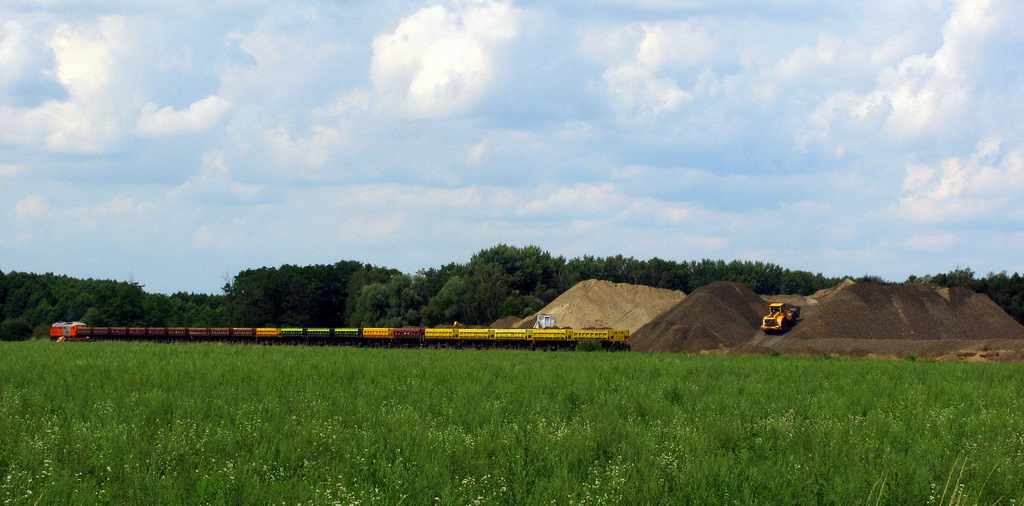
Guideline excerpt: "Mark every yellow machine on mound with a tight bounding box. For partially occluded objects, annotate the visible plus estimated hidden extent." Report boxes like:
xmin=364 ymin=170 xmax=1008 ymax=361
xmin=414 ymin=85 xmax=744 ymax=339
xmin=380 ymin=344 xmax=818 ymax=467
xmin=761 ymin=302 xmax=801 ymax=332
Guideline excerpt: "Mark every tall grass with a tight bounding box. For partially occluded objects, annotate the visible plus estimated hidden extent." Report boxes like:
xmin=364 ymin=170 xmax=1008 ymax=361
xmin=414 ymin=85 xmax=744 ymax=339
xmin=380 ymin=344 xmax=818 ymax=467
xmin=2 ymin=341 xmax=1024 ymax=504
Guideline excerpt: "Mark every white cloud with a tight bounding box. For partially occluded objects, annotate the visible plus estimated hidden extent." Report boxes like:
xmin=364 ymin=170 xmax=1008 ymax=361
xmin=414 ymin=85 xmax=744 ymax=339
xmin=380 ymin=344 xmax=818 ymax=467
xmin=3 ymin=0 xmax=1024 ymax=293
xmin=520 ymin=183 xmax=625 ymax=217
xmin=603 ymin=65 xmax=693 ymax=119
xmin=50 ymin=21 xmax=114 ymax=93
xmin=903 ymin=232 xmax=957 ymax=250
xmin=0 ymin=20 xmax=38 ymax=87
xmin=191 ymin=222 xmax=250 ymax=253
xmin=339 ymin=213 xmax=407 ymax=244
xmin=774 ymin=34 xmax=843 ymax=81
xmin=0 ymin=16 xmax=145 ymax=152
xmin=0 ymin=163 xmax=24 ymax=178
xmin=590 ymin=20 xmax=718 ymax=122
xmin=371 ymin=0 xmax=522 ymax=118
xmin=897 ymin=138 xmax=1024 ymax=221
xmin=616 ymin=197 xmax=700 ymax=226
xmin=811 ymin=0 xmax=1016 ymax=143
xmin=225 ymin=8 xmax=349 ymax=98
xmin=780 ymin=200 xmax=834 ymax=215
xmin=466 ymin=141 xmax=487 ymax=165
xmin=14 ymin=194 xmax=55 ymax=220
xmin=13 ymin=192 xmax=155 ymax=235
xmin=264 ymin=124 xmax=347 ymax=170
xmin=169 ymin=152 xmax=263 ymax=204
xmin=341 ymin=185 xmax=485 ymax=210
xmin=134 ymin=96 xmax=233 ymax=137
xmin=42 ymin=16 xmax=140 ymax=152
xmin=676 ymin=231 xmax=729 ymax=250
xmin=67 ymin=196 xmax=156 ymax=231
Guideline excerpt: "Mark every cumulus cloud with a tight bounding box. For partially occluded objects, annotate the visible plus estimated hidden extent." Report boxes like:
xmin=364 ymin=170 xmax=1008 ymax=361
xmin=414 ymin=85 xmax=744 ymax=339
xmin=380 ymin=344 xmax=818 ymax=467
xmin=169 ymin=152 xmax=263 ymax=204
xmin=588 ymin=19 xmax=719 ymax=122
xmin=615 ymin=197 xmax=699 ymax=226
xmin=14 ymin=194 xmax=55 ymax=220
xmin=264 ymin=124 xmax=347 ymax=170
xmin=190 ymin=222 xmax=251 ymax=253
xmin=341 ymin=184 xmax=484 ymax=209
xmin=0 ymin=20 xmax=41 ymax=89
xmin=675 ymin=231 xmax=729 ymax=251
xmin=520 ymin=183 xmax=625 ymax=217
xmin=134 ymin=96 xmax=232 ymax=137
xmin=774 ymin=34 xmax=844 ymax=82
xmin=0 ymin=163 xmax=24 ymax=178
xmin=371 ymin=0 xmax=522 ymax=118
xmin=13 ymin=193 xmax=154 ymax=233
xmin=307 ymin=182 xmax=729 ymax=249
xmin=811 ymin=0 xmax=1017 ymax=144
xmin=3 ymin=0 xmax=1024 ymax=293
xmin=903 ymin=232 xmax=957 ymax=250
xmin=222 ymin=7 xmax=353 ymax=106
xmin=42 ymin=17 xmax=142 ymax=151
xmin=897 ymin=138 xmax=1024 ymax=221
xmin=69 ymin=196 xmax=156 ymax=231
xmin=0 ymin=16 xmax=142 ymax=152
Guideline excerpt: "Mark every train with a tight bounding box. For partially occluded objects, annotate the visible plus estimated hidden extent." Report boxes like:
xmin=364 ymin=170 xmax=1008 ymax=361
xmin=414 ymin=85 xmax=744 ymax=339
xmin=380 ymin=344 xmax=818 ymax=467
xmin=49 ymin=321 xmax=631 ymax=350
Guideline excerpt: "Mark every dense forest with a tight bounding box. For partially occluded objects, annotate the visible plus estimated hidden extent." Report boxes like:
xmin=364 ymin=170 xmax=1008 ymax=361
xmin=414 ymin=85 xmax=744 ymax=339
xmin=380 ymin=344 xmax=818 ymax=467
xmin=3 ymin=245 xmax=1024 ymax=340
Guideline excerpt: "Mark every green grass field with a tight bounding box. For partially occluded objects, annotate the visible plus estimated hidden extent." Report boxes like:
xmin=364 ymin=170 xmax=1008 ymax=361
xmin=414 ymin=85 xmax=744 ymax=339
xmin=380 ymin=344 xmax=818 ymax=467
xmin=2 ymin=341 xmax=1023 ymax=505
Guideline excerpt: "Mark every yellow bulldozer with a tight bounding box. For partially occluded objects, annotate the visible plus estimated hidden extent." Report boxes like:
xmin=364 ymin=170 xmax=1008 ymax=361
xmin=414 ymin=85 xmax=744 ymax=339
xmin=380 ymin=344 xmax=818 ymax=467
xmin=761 ymin=302 xmax=801 ymax=333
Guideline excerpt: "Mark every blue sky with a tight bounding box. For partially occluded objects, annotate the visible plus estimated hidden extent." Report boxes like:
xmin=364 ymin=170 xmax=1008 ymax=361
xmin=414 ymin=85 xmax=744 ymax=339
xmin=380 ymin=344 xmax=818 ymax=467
xmin=2 ymin=0 xmax=1023 ymax=294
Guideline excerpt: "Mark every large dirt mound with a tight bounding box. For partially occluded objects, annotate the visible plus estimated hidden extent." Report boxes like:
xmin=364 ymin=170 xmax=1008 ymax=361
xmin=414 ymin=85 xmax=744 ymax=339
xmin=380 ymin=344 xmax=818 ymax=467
xmin=515 ymin=279 xmax=685 ymax=332
xmin=784 ymin=282 xmax=1024 ymax=341
xmin=766 ymin=281 xmax=1024 ymax=359
xmin=631 ymin=281 xmax=768 ymax=352
xmin=628 ymin=279 xmax=1024 ymax=360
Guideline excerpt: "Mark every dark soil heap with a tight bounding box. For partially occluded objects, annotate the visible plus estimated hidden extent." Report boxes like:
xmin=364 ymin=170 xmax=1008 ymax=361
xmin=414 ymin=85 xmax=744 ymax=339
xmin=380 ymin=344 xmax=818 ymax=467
xmin=786 ymin=282 xmax=1024 ymax=341
xmin=631 ymin=281 xmax=768 ymax=352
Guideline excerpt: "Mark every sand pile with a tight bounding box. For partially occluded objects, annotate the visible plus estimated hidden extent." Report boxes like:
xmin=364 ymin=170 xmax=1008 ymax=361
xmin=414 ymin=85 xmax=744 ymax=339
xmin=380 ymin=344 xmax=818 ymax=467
xmin=809 ymin=278 xmax=857 ymax=299
xmin=631 ymin=282 xmax=768 ymax=353
xmin=514 ymin=279 xmax=685 ymax=333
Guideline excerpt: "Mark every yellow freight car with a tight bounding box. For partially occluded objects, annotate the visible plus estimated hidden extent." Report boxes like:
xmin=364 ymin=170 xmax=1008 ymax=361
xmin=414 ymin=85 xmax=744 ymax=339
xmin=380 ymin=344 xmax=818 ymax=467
xmin=362 ymin=327 xmax=395 ymax=339
xmin=533 ymin=328 xmax=572 ymax=341
xmin=256 ymin=328 xmax=283 ymax=338
xmin=425 ymin=328 xmax=458 ymax=340
xmin=458 ymin=328 xmax=495 ymax=340
xmin=572 ymin=329 xmax=610 ymax=341
xmin=494 ymin=329 xmax=532 ymax=341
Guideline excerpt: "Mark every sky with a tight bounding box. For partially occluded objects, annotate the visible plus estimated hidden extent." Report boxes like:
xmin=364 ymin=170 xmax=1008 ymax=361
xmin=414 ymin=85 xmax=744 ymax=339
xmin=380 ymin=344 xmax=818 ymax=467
xmin=2 ymin=0 xmax=1023 ymax=294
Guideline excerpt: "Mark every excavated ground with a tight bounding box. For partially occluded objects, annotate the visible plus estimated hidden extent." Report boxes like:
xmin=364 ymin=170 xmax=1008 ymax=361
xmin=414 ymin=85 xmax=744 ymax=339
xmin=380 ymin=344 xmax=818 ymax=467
xmin=521 ymin=278 xmax=1024 ymax=361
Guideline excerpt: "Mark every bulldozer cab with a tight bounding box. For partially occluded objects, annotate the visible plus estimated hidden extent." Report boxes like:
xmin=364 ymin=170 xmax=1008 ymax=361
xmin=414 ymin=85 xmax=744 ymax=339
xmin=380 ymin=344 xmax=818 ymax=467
xmin=767 ymin=303 xmax=784 ymax=316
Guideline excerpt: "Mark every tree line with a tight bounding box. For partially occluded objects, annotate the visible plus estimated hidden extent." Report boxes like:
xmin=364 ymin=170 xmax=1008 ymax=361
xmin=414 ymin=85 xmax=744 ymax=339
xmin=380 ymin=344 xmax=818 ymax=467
xmin=3 ymin=245 xmax=1024 ymax=340
xmin=0 ymin=272 xmax=226 ymax=340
